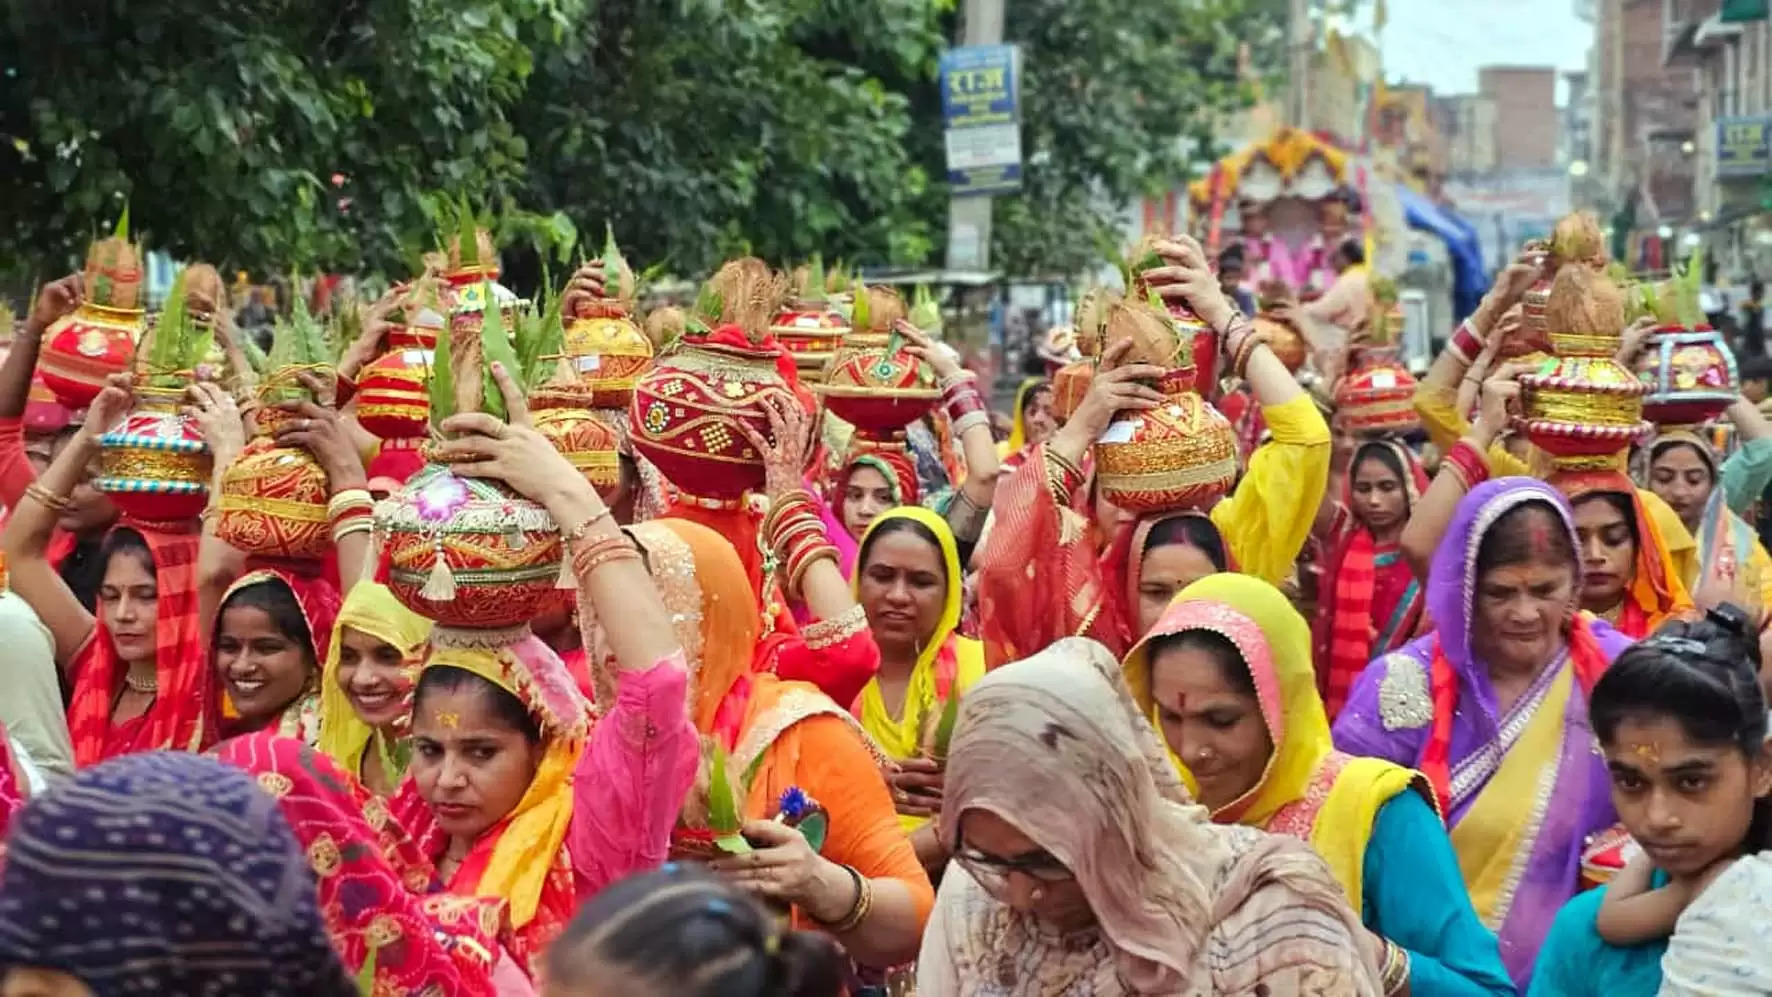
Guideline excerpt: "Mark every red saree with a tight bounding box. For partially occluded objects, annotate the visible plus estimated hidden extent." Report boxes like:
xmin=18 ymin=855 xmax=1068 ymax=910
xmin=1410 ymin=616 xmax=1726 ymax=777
xmin=1313 ymin=441 xmax=1430 ymax=719
xmin=66 ymin=522 xmax=209 ymax=766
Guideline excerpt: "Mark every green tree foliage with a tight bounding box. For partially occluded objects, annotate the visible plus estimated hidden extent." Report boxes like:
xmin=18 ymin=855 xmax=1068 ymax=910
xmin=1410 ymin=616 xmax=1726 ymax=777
xmin=984 ymin=0 xmax=1285 ymax=274
xmin=0 ymin=0 xmax=580 ymax=279
xmin=512 ymin=0 xmax=949 ymax=274
xmin=2 ymin=0 xmax=1282 ymax=281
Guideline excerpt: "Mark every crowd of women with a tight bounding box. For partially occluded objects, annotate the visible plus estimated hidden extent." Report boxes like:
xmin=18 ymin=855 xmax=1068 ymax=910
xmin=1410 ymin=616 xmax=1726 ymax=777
xmin=0 ymin=223 xmax=1770 ymax=997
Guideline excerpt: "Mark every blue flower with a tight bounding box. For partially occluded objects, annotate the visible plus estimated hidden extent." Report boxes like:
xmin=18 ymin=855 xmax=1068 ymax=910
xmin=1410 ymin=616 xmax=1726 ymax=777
xmin=777 ymin=785 xmax=811 ymax=820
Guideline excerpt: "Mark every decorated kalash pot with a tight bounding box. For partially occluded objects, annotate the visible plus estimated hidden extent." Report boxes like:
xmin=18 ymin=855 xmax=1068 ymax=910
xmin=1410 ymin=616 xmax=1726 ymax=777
xmin=1517 ymin=215 xmax=1608 ymax=359
xmin=1125 ymin=236 xmax=1220 ymax=398
xmin=1517 ymin=265 xmax=1653 ymax=467
xmin=375 ymin=282 xmax=564 ymax=631
xmin=1052 ymin=292 xmax=1103 ymax=423
xmin=817 ymin=286 xmax=942 ymax=447
xmin=215 ymin=296 xmax=336 ymax=561
xmin=1635 ymin=254 xmax=1738 ymax=425
xmin=562 ymin=227 xmax=653 ymax=408
xmin=521 ymin=285 xmax=622 ymax=498
xmin=1253 ymin=281 xmax=1309 ymax=374
xmin=1093 ymin=298 xmax=1238 ymax=513
xmin=94 ymin=269 xmax=213 ymax=522
xmin=1334 ymin=279 xmax=1421 ymax=437
xmin=359 ymin=284 xmax=447 ymax=487
xmin=40 ymin=211 xmax=144 ymax=409
xmin=769 ymin=256 xmax=850 ymax=384
xmin=629 ymin=259 xmax=797 ymax=503
xmin=439 ymin=220 xmax=523 ymax=342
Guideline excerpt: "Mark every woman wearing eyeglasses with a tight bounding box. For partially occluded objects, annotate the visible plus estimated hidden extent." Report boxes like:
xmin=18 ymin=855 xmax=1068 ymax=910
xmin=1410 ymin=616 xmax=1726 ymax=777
xmin=918 ymin=638 xmax=1380 ymax=994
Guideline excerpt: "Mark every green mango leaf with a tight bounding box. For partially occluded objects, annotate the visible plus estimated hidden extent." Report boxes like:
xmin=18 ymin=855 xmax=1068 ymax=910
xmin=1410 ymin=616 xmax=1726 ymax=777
xmin=714 ymin=833 xmax=753 ymax=855
xmin=707 ymin=742 xmax=743 ymax=835
xmin=113 ymin=202 xmax=130 ymax=242
xmin=796 ymin=811 xmax=828 ymax=853
xmin=356 ymin=944 xmax=377 ymax=995
xmin=477 ymin=281 xmax=520 ymax=421
xmin=930 ymin=689 xmax=962 ymax=762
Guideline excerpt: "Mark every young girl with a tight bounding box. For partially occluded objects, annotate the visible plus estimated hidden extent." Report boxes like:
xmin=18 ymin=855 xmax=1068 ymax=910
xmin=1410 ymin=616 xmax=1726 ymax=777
xmin=1529 ymin=605 xmax=1772 ymax=995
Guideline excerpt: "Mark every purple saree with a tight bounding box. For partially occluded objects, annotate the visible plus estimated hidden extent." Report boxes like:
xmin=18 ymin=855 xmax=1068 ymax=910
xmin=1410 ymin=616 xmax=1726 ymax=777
xmin=1331 ymin=477 xmax=1632 ymax=991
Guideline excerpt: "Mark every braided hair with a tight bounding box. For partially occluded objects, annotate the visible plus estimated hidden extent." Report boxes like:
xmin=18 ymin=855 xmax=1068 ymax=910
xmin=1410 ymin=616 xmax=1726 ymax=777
xmin=546 ymin=864 xmax=844 ymax=997
xmin=1591 ymin=603 xmax=1772 ymax=852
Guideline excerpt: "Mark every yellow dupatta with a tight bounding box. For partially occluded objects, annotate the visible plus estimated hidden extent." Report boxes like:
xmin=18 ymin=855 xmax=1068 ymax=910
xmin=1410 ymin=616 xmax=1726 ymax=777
xmin=423 ymin=637 xmax=588 ymax=929
xmin=1123 ymin=574 xmax=1426 ymax=912
xmin=996 ymin=377 xmax=1043 ymax=460
xmin=1448 ymin=664 xmax=1573 ymax=928
xmin=852 ymin=508 xmax=985 ymax=831
xmin=315 ymin=583 xmax=431 ymax=779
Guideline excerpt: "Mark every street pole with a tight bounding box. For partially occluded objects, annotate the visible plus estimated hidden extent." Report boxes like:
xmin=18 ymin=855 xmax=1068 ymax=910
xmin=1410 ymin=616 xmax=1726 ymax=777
xmin=945 ymin=0 xmax=1006 ymax=273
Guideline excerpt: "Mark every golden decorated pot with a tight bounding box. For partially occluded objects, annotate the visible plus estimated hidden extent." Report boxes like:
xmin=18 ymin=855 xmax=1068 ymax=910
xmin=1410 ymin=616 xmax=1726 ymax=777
xmin=1519 ymin=331 xmax=1652 ymax=465
xmin=1334 ymin=345 xmax=1421 ymax=436
xmin=531 ymin=382 xmax=622 ymax=495
xmin=1095 ymin=389 xmax=1237 ymax=514
xmin=216 ymin=437 xmax=331 ymax=560
xmin=562 ymin=302 xmax=653 ymax=409
xmin=95 ymin=385 xmax=213 ymax=522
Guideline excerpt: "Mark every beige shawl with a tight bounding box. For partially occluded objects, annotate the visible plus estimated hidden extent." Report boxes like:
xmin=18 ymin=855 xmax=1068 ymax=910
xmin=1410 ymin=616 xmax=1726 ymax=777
xmin=920 ymin=637 xmax=1380 ymax=995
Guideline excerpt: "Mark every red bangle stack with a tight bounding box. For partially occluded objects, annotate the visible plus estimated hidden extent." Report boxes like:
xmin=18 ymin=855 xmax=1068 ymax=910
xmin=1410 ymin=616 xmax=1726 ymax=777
xmin=1448 ymin=320 xmax=1483 ymax=366
xmin=942 ymin=371 xmax=989 ymax=436
xmin=765 ymin=490 xmax=839 ymax=601
xmin=1441 ymin=439 xmax=1491 ymax=491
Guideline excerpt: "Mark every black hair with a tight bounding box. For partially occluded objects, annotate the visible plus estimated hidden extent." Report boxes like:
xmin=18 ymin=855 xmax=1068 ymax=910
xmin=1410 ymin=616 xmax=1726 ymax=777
xmin=1218 ymin=242 xmax=1247 ymax=269
xmin=216 ymin=577 xmax=316 ymax=668
xmin=1142 ymin=515 xmax=1230 ymax=573
xmin=1738 ymin=354 xmax=1772 ymax=382
xmin=1569 ymin=490 xmax=1639 ymax=548
xmin=1475 ymin=499 xmax=1577 ymax=574
xmin=546 ymin=864 xmax=844 ymax=997
xmin=857 ymin=516 xmax=947 ymax=585
xmin=1649 ymin=439 xmax=1717 ymax=481
xmin=99 ymin=527 xmax=155 ymax=579
xmin=1351 ymin=441 xmax=1409 ymax=494
xmin=1337 ymin=238 xmax=1366 ymax=266
xmin=1591 ymin=605 xmax=1771 ymax=852
xmin=60 ymin=533 xmax=106 ymax=613
xmin=1020 ymin=380 xmax=1052 ymax=417
xmin=1143 ymin=628 xmax=1256 ymax=698
xmin=413 ymin=665 xmax=542 ymax=744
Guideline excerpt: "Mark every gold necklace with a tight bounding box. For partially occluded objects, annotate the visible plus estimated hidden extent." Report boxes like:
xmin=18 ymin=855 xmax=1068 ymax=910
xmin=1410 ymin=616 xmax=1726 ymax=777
xmin=122 ymin=670 xmax=158 ymax=695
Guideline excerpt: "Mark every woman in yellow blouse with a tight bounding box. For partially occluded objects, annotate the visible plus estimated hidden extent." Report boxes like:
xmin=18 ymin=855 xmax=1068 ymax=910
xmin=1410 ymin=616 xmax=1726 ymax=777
xmin=976 ymin=235 xmax=1331 ymax=667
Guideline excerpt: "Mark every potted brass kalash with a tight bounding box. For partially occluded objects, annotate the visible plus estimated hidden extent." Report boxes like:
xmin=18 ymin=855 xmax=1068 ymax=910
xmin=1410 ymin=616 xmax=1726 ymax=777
xmin=93 ymin=268 xmax=215 ymax=525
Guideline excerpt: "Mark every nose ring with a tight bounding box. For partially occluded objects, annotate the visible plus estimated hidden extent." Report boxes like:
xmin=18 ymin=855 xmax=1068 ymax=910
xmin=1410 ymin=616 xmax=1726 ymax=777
xmin=1030 ymin=887 xmax=1046 ymax=902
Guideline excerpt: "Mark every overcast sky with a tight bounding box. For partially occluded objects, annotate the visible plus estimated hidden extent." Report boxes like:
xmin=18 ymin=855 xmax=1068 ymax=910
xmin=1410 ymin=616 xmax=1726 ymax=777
xmin=1377 ymin=0 xmax=1592 ymax=102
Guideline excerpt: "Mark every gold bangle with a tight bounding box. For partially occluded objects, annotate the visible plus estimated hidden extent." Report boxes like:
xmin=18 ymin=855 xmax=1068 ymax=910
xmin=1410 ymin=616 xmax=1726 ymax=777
xmin=25 ymin=484 xmax=72 ymax=513
xmin=817 ymin=864 xmax=873 ymax=934
xmin=562 ymin=506 xmax=614 ymax=543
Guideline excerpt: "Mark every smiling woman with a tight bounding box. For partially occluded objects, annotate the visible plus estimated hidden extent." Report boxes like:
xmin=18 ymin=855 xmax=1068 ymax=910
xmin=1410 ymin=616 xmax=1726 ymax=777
xmin=316 ymin=582 xmax=432 ymax=796
xmin=211 ymin=568 xmax=338 ymax=743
